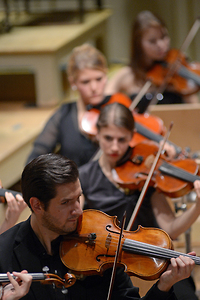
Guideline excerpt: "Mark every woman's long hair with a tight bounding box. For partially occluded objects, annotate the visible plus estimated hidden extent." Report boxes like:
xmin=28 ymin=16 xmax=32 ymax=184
xmin=130 ymin=11 xmax=168 ymax=84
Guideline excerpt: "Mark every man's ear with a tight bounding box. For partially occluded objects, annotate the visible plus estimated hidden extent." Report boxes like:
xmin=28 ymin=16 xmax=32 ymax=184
xmin=29 ymin=197 xmax=43 ymax=214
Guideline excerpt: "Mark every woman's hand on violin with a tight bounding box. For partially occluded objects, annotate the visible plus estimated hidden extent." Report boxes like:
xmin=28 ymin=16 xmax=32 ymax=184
xmin=194 ymin=180 xmax=200 ymax=201
xmin=159 ymin=141 xmax=177 ymax=159
xmin=0 ymin=193 xmax=27 ymax=234
xmin=157 ymin=252 xmax=196 ymax=292
xmin=2 ymin=271 xmax=32 ymax=300
xmin=5 ymin=192 xmax=27 ymax=223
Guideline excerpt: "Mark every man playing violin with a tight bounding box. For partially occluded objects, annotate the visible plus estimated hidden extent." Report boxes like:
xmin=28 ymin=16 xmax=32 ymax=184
xmin=0 ymin=153 xmax=196 ymax=299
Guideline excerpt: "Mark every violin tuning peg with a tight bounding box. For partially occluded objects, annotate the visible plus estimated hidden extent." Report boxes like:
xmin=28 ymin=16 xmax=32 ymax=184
xmin=61 ymin=287 xmax=68 ymax=294
xmin=42 ymin=266 xmax=49 ymax=273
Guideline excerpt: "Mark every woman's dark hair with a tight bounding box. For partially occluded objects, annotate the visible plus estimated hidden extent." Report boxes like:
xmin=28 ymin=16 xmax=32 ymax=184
xmin=97 ymin=102 xmax=135 ymax=133
xmin=21 ymin=153 xmax=79 ymax=211
xmin=130 ymin=10 xmax=168 ymax=83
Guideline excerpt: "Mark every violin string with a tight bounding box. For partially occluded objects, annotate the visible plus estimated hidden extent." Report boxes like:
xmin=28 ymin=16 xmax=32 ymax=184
xmin=123 ymin=239 xmax=200 ymax=265
xmin=86 ymin=234 xmax=200 ymax=265
xmin=159 ymin=162 xmax=200 ymax=183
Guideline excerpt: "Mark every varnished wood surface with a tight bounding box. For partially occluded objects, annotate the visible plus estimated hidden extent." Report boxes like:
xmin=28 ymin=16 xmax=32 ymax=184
xmin=0 ymin=102 xmax=57 ymax=188
xmin=0 ymin=9 xmax=112 ymax=55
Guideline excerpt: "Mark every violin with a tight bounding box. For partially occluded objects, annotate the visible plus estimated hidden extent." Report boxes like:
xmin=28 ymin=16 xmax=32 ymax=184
xmin=112 ymin=140 xmax=200 ymax=198
xmin=81 ymin=93 xmax=133 ymax=138
xmin=0 ymin=272 xmax=76 ymax=289
xmin=60 ymin=209 xmax=200 ymax=280
xmin=147 ymin=49 xmax=200 ymax=96
xmin=81 ymin=93 xmax=165 ymax=140
xmin=81 ymin=93 xmax=187 ymax=156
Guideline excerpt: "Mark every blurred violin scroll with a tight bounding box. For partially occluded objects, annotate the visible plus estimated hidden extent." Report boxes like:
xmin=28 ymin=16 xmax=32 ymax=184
xmin=147 ymin=49 xmax=200 ymax=96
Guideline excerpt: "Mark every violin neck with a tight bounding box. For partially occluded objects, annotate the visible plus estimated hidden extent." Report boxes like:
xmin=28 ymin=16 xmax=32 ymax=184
xmin=0 ymin=189 xmax=22 ymax=199
xmin=159 ymin=162 xmax=200 ymax=183
xmin=123 ymin=239 xmax=200 ymax=265
xmin=135 ymin=122 xmax=182 ymax=155
xmin=178 ymin=65 xmax=200 ymax=87
xmin=0 ymin=273 xmax=45 ymax=283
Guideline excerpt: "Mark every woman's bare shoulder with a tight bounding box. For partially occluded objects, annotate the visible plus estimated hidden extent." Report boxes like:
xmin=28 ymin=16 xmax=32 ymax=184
xmin=111 ymin=66 xmax=133 ymax=79
xmin=105 ymin=66 xmax=135 ymax=94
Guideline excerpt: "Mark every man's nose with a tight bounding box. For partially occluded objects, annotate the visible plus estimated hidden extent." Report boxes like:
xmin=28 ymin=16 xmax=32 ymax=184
xmin=72 ymin=202 xmax=83 ymax=216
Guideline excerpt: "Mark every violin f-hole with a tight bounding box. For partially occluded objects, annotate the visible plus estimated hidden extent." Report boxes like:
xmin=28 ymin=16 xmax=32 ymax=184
xmin=106 ymin=225 xmax=124 ymax=237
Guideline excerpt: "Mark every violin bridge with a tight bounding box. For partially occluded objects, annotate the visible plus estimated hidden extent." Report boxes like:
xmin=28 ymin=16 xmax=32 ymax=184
xmin=144 ymin=154 xmax=155 ymax=169
xmin=105 ymin=233 xmax=112 ymax=250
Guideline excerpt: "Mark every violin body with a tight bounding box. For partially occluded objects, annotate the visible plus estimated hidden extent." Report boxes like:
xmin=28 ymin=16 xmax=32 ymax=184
xmin=147 ymin=49 xmax=200 ymax=96
xmin=113 ymin=140 xmax=200 ymax=198
xmin=60 ymin=210 xmax=200 ymax=281
xmin=60 ymin=209 xmax=172 ymax=280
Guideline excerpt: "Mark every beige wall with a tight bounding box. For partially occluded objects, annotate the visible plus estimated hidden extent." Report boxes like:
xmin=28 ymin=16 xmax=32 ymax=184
xmin=105 ymin=0 xmax=200 ymax=64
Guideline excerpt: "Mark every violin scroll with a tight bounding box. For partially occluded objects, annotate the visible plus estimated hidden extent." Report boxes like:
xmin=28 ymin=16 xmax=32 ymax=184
xmin=39 ymin=273 xmax=76 ymax=288
xmin=147 ymin=49 xmax=200 ymax=96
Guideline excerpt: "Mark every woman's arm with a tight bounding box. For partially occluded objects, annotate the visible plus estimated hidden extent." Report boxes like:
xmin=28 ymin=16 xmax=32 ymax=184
xmin=151 ymin=180 xmax=200 ymax=240
xmin=26 ymin=107 xmax=63 ymax=165
xmin=183 ymin=93 xmax=199 ymax=103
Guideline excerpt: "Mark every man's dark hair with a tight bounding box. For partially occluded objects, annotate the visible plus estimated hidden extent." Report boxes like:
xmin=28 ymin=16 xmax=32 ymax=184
xmin=21 ymin=153 xmax=79 ymax=211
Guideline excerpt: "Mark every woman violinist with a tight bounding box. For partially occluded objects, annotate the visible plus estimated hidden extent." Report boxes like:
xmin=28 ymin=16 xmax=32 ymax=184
xmin=26 ymin=43 xmax=176 ymax=166
xmin=26 ymin=44 xmax=107 ymax=167
xmin=79 ymin=102 xmax=200 ymax=300
xmin=105 ymin=11 xmax=199 ymax=113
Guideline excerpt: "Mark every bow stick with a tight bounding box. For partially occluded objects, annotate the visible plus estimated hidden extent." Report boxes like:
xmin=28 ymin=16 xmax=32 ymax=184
xmin=126 ymin=122 xmax=173 ymax=231
xmin=107 ymin=212 xmax=126 ymax=300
